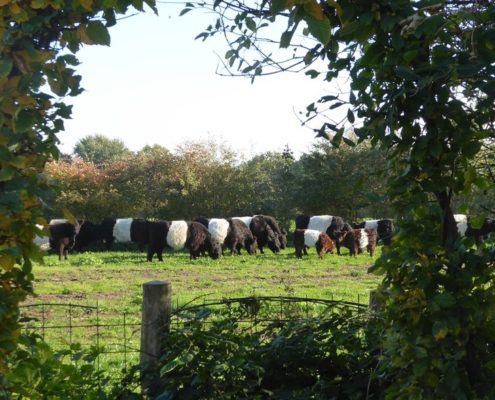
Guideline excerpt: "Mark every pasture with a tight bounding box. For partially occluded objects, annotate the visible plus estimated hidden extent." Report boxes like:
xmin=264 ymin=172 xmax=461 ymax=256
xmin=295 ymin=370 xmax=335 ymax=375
xmin=31 ymin=246 xmax=383 ymax=310
xmin=24 ymin=245 xmax=383 ymax=379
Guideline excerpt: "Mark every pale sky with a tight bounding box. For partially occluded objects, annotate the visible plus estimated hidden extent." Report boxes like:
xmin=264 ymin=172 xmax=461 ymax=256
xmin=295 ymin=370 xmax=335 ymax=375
xmin=60 ymin=2 xmax=344 ymax=158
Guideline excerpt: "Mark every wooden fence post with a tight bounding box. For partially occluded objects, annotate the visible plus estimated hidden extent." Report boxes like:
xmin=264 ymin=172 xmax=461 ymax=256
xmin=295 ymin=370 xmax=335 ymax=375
xmin=369 ymin=289 xmax=382 ymax=313
xmin=140 ymin=280 xmax=172 ymax=397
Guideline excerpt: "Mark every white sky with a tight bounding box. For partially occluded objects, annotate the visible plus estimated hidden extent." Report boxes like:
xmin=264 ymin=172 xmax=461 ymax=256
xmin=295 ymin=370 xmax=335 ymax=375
xmin=60 ymin=3 xmax=344 ymax=158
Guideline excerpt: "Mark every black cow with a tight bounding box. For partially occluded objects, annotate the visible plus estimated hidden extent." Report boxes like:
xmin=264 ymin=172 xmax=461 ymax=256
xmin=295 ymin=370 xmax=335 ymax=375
xmin=224 ymin=219 xmax=257 ymax=255
xmin=249 ymin=215 xmax=281 ymax=254
xmin=259 ymin=215 xmax=287 ymax=250
xmin=47 ymin=219 xmax=81 ymax=260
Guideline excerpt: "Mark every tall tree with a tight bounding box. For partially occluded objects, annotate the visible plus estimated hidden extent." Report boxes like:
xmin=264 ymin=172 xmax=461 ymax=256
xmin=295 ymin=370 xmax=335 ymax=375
xmin=73 ymin=134 xmax=131 ymax=166
xmin=0 ymin=0 xmax=156 ymax=378
xmin=188 ymin=0 xmax=495 ymax=397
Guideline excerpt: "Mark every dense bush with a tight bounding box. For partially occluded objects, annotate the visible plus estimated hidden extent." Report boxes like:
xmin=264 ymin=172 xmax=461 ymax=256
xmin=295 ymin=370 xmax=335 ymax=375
xmin=136 ymin=303 xmax=381 ymax=399
xmin=4 ymin=334 xmax=111 ymax=400
xmin=46 ymin=139 xmax=393 ymax=226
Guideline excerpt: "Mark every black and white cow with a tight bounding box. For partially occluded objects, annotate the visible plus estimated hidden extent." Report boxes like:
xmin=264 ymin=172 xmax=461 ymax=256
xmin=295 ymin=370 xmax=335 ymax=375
xmin=353 ymin=219 xmax=394 ymax=246
xmin=147 ymin=220 xmax=222 ymax=261
xmin=102 ymin=218 xmax=150 ymax=251
xmin=295 ymin=215 xmax=346 ymax=254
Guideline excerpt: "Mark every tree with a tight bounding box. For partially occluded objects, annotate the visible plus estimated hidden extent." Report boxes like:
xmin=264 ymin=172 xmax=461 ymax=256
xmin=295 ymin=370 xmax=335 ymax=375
xmin=291 ymin=141 xmax=391 ymax=221
xmin=73 ymin=134 xmax=131 ymax=166
xmin=187 ymin=0 xmax=495 ymax=397
xmin=0 ymin=0 xmax=156 ymax=382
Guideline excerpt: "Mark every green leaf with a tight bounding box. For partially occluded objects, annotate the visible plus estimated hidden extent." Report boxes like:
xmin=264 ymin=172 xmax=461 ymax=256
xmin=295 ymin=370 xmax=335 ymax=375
xmin=343 ymin=136 xmax=355 ymax=147
xmin=416 ymin=15 xmax=444 ymax=37
xmin=245 ymin=17 xmax=256 ymax=32
xmin=432 ymin=320 xmax=448 ymax=340
xmin=14 ymin=111 xmax=35 ymax=133
xmin=271 ymin=0 xmax=288 ymax=15
xmin=0 ymin=167 xmax=15 ymax=182
xmin=0 ymin=58 xmax=13 ymax=77
xmin=395 ymin=66 xmax=418 ymax=81
xmin=85 ymin=21 xmax=111 ymax=46
xmin=304 ymin=14 xmax=331 ymax=45
xmin=347 ymin=109 xmax=355 ymax=123
xmin=433 ymin=292 xmax=456 ymax=308
xmin=462 ymin=141 xmax=481 ymax=158
xmin=305 ymin=69 xmax=319 ymax=78
xmin=179 ymin=8 xmax=192 ymax=16
xmin=280 ymin=30 xmax=295 ymax=48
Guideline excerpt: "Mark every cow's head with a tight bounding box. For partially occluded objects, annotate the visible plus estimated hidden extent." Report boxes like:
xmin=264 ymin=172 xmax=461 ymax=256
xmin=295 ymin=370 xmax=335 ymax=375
xmin=266 ymin=226 xmax=281 ymax=253
xmin=208 ymin=238 xmax=223 ymax=260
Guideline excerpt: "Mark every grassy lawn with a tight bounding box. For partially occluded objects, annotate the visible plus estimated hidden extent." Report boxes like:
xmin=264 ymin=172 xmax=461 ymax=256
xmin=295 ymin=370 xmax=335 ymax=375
xmin=22 ymin=245 xmax=384 ymax=378
xmin=30 ymin=246 xmax=382 ymax=308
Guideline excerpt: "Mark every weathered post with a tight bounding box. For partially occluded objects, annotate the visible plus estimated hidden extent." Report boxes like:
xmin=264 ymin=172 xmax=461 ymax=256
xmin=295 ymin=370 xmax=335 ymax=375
xmin=140 ymin=280 xmax=172 ymax=397
xmin=369 ymin=289 xmax=385 ymax=313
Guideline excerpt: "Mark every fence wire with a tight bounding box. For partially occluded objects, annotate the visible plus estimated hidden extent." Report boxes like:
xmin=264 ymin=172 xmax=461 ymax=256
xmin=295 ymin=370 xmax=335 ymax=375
xmin=20 ymin=294 xmax=371 ymax=389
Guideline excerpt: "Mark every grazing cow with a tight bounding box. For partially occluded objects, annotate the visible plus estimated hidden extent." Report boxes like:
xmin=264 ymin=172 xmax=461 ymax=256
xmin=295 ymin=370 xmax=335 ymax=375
xmin=295 ymin=215 xmax=346 ymax=254
xmin=259 ymin=215 xmax=288 ymax=249
xmin=353 ymin=219 xmax=394 ymax=245
xmin=73 ymin=220 xmax=111 ymax=251
xmin=294 ymin=229 xmax=335 ymax=258
xmin=185 ymin=221 xmax=223 ymax=260
xmin=238 ymin=215 xmax=281 ymax=254
xmin=195 ymin=217 xmax=230 ymax=247
xmin=102 ymin=218 xmax=150 ymax=251
xmin=354 ymin=228 xmax=378 ymax=256
xmin=43 ymin=219 xmax=81 ymax=260
xmin=147 ymin=220 xmax=222 ymax=261
xmin=147 ymin=220 xmax=170 ymax=262
xmin=333 ymin=223 xmax=357 ymax=256
xmin=224 ymin=219 xmax=257 ymax=255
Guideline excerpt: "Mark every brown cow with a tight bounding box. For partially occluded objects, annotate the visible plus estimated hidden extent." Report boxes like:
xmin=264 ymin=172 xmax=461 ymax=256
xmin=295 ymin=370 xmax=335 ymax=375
xmin=294 ymin=229 xmax=336 ymax=259
xmin=353 ymin=228 xmax=378 ymax=256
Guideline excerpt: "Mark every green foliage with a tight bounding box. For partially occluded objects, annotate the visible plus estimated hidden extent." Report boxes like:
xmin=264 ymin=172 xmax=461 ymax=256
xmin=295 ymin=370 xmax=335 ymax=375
xmin=187 ymin=0 xmax=495 ymax=398
xmin=73 ymin=134 xmax=131 ymax=166
xmin=0 ymin=0 xmax=156 ymax=385
xmin=4 ymin=333 xmax=111 ymax=399
xmin=45 ymin=140 xmax=392 ymax=227
xmin=132 ymin=303 xmax=380 ymax=399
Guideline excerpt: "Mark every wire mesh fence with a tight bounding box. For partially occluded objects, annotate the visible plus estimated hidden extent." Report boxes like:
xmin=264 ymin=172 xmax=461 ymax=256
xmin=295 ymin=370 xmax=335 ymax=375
xmin=20 ymin=293 xmax=372 ymax=389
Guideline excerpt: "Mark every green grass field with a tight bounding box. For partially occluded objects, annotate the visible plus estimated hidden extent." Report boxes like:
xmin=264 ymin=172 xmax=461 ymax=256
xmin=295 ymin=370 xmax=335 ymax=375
xmin=23 ymin=245 xmax=384 ymax=379
xmin=31 ymin=246 xmax=382 ymax=307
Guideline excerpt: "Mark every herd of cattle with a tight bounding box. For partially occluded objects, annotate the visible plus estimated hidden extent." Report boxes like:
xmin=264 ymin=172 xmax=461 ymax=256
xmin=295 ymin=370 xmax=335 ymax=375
xmin=34 ymin=215 xmax=394 ymax=261
xmin=35 ymin=213 xmax=493 ymax=261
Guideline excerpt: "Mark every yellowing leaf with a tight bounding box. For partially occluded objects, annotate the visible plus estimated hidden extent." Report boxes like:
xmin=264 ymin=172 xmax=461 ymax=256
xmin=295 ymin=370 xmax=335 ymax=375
xmin=0 ymin=254 xmax=15 ymax=271
xmin=9 ymin=2 xmax=22 ymax=14
xmin=79 ymin=0 xmax=93 ymax=11
xmin=30 ymin=0 xmax=47 ymax=9
xmin=327 ymin=0 xmax=342 ymax=16
xmin=303 ymin=0 xmax=324 ymax=20
xmin=0 ymin=0 xmax=12 ymax=6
